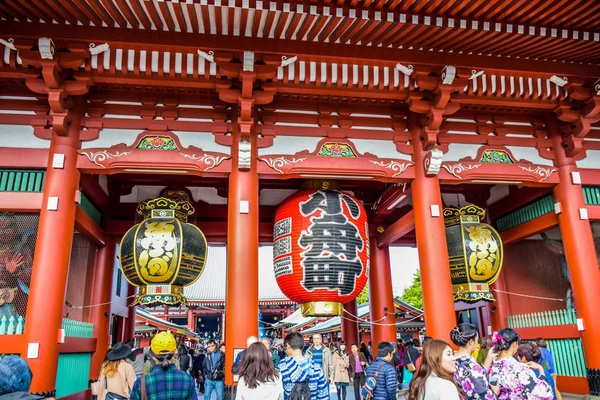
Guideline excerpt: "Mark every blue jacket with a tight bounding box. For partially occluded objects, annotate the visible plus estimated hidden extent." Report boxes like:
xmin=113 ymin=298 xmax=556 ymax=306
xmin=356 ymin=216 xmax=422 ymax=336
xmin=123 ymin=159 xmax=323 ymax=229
xmin=276 ymin=356 xmax=329 ymax=400
xmin=365 ymin=357 xmax=396 ymax=400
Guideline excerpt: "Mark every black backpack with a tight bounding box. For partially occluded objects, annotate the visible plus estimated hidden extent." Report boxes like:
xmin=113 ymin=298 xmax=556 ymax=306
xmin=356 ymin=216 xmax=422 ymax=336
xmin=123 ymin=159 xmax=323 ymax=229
xmin=288 ymin=381 xmax=311 ymax=400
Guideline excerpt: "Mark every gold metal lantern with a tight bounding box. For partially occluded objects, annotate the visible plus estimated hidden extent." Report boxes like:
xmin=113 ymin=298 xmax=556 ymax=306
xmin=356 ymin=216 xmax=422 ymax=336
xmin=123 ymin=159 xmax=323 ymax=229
xmin=444 ymin=205 xmax=504 ymax=303
xmin=120 ymin=193 xmax=207 ymax=307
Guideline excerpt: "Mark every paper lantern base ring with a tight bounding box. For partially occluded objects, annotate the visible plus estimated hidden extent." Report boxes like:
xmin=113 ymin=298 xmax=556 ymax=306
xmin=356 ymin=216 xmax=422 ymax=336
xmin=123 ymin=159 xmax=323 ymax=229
xmin=301 ymin=301 xmax=344 ymax=317
xmin=133 ymin=285 xmax=187 ymax=307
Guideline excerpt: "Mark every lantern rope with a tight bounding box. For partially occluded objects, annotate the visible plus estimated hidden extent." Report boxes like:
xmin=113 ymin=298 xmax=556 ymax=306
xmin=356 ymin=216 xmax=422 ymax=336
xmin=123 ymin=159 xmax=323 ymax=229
xmin=491 ymin=288 xmax=564 ymax=302
xmin=65 ymin=294 xmax=138 ymax=309
xmin=342 ymin=308 xmax=425 ymax=326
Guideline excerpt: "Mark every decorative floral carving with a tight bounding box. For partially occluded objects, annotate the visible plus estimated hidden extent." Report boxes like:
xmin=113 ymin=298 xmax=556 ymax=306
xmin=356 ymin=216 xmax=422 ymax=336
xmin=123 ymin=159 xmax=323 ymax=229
xmin=480 ymin=149 xmax=514 ymax=163
xmin=518 ymin=166 xmax=557 ymax=182
xmin=441 ymin=163 xmax=481 ymax=179
xmin=318 ymin=142 xmax=357 ymax=157
xmin=179 ymin=153 xmax=230 ymax=171
xmin=260 ymin=157 xmax=307 ymax=174
xmin=80 ymin=150 xmax=132 ymax=168
xmin=369 ymin=160 xmax=411 ymax=177
xmin=136 ymin=136 xmax=179 ymax=150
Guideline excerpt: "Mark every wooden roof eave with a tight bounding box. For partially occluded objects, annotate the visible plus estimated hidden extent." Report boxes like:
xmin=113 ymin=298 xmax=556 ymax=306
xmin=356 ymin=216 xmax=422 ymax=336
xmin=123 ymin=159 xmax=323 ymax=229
xmin=1 ymin=20 xmax=597 ymax=78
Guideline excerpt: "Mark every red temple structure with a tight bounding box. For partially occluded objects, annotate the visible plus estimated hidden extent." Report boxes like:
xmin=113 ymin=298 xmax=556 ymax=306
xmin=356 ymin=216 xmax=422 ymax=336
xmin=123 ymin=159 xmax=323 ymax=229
xmin=0 ymin=0 xmax=599 ymax=397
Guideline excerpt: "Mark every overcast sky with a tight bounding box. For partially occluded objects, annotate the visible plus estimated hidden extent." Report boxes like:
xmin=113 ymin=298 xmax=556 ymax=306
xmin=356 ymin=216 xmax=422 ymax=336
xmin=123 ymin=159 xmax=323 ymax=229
xmin=389 ymin=246 xmax=421 ymax=297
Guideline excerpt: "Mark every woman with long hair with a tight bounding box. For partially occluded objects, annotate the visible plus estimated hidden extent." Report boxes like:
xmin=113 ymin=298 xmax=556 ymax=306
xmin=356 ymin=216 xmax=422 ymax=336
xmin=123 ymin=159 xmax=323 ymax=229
xmin=98 ymin=343 xmax=136 ymax=400
xmin=450 ymin=324 xmax=498 ymax=399
xmin=332 ymin=342 xmax=350 ymax=400
xmin=488 ymin=328 xmax=553 ymax=400
xmin=407 ymin=339 xmax=462 ymax=400
xmin=236 ymin=342 xmax=284 ymax=400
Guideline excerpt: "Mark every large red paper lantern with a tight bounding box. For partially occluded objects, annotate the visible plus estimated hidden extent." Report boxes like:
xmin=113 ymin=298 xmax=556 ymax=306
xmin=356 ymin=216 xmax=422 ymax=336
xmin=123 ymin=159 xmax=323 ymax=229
xmin=273 ymin=190 xmax=370 ymax=317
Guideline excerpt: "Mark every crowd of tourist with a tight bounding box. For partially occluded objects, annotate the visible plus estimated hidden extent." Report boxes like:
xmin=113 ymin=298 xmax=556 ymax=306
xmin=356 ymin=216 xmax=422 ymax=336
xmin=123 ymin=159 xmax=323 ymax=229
xmin=0 ymin=323 xmax=562 ymax=400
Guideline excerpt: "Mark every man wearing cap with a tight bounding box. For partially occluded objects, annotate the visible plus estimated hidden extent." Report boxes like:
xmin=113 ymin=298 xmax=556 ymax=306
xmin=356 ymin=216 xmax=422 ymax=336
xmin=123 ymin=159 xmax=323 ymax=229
xmin=130 ymin=332 xmax=197 ymax=400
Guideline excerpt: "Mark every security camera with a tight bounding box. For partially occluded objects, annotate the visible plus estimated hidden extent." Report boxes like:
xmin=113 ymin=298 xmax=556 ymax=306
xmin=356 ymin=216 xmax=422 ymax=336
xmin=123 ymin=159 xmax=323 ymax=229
xmin=395 ymin=63 xmax=414 ymax=75
xmin=549 ymin=75 xmax=568 ymax=87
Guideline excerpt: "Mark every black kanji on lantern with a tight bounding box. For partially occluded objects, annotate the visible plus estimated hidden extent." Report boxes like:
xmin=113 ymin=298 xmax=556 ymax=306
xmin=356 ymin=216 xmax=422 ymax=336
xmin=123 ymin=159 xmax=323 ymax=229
xmin=298 ymin=190 xmax=364 ymax=295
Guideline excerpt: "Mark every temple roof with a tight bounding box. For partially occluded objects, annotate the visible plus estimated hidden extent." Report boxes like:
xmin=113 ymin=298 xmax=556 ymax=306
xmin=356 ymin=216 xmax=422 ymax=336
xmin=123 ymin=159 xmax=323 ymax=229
xmin=0 ymin=1 xmax=597 ymax=76
xmin=300 ymin=300 xmax=424 ymax=335
xmin=184 ymin=245 xmax=292 ymax=304
xmin=136 ymin=308 xmax=198 ymax=338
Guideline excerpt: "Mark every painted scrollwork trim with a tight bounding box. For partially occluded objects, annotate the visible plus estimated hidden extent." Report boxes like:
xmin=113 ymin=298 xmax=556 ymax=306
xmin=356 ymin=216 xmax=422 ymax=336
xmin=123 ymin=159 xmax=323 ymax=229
xmin=518 ymin=165 xmax=558 ymax=182
xmin=80 ymin=150 xmax=132 ymax=168
xmin=441 ymin=163 xmax=481 ymax=179
xmin=180 ymin=153 xmax=230 ymax=171
xmin=369 ymin=160 xmax=412 ymax=177
xmin=259 ymin=156 xmax=307 ymax=174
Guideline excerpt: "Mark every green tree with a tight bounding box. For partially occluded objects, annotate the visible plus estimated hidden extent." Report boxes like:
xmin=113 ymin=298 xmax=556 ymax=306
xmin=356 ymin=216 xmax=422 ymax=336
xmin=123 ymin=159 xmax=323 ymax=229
xmin=356 ymin=286 xmax=369 ymax=305
xmin=401 ymin=270 xmax=423 ymax=310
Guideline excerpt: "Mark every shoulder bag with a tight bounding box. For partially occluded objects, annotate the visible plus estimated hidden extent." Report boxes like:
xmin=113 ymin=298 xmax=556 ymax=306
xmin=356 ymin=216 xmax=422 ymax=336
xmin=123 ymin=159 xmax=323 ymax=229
xmin=406 ymin=350 xmax=416 ymax=373
xmin=104 ymin=372 xmax=129 ymax=400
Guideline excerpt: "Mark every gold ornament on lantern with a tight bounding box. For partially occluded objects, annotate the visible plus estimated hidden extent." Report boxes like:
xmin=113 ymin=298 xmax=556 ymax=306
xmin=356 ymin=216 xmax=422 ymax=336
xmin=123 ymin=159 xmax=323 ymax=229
xmin=120 ymin=192 xmax=208 ymax=307
xmin=444 ymin=205 xmax=503 ymax=303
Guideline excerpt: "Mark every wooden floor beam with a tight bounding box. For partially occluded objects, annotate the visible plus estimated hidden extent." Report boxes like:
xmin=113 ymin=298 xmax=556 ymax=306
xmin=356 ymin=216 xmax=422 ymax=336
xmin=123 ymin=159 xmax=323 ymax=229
xmin=75 ymin=206 xmax=106 ymax=247
xmin=377 ymin=210 xmax=415 ymax=248
xmin=500 ymin=212 xmax=559 ymax=245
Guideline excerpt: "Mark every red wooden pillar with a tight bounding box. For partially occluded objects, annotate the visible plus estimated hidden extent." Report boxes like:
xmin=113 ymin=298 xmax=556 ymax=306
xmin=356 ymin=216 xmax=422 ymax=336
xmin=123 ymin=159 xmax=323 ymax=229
xmin=551 ymin=132 xmax=600 ymax=383
xmin=122 ymin=284 xmax=136 ymax=342
xmin=224 ymin=105 xmax=259 ymax=385
xmin=24 ymin=104 xmax=83 ymax=395
xmin=341 ymin=300 xmax=360 ymax=346
xmin=489 ymin=270 xmax=510 ymax=332
xmin=187 ymin=308 xmax=195 ymax=331
xmin=409 ymin=114 xmax=456 ymax=340
xmin=369 ymin=237 xmax=397 ymax=346
xmin=88 ymin=236 xmax=116 ymax=379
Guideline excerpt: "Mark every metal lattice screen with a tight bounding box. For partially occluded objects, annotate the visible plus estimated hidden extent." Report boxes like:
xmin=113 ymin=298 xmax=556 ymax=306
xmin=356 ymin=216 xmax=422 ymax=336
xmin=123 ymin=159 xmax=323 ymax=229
xmin=64 ymin=233 xmax=97 ymax=322
xmin=502 ymin=238 xmax=570 ymax=314
xmin=0 ymin=212 xmax=39 ymax=332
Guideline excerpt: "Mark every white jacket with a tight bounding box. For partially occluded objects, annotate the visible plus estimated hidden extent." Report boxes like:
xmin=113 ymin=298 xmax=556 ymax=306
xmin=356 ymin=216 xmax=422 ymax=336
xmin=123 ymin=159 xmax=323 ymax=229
xmin=236 ymin=375 xmax=284 ymax=400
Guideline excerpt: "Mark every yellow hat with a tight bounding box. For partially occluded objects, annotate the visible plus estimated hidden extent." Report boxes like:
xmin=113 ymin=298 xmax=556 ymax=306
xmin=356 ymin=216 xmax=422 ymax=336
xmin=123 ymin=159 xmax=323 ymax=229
xmin=151 ymin=331 xmax=177 ymax=354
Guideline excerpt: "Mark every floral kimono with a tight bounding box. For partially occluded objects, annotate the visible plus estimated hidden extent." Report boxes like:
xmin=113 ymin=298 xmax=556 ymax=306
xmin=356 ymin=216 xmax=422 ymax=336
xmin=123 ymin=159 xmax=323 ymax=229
xmin=453 ymin=355 xmax=497 ymax=400
xmin=488 ymin=357 xmax=553 ymax=400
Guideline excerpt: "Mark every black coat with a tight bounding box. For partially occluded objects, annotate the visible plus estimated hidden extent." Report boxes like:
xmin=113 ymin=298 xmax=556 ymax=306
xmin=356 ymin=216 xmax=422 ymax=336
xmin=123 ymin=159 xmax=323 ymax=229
xmin=192 ymin=353 xmax=205 ymax=370
xmin=180 ymin=354 xmax=191 ymax=371
xmin=404 ymin=346 xmax=420 ymax=366
xmin=202 ymin=351 xmax=225 ymax=381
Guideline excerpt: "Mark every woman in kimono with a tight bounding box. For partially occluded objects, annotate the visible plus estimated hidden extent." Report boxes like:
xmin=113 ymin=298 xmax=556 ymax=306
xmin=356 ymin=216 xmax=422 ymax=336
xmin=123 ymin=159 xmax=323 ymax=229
xmin=450 ymin=323 xmax=498 ymax=399
xmin=488 ymin=328 xmax=553 ymax=400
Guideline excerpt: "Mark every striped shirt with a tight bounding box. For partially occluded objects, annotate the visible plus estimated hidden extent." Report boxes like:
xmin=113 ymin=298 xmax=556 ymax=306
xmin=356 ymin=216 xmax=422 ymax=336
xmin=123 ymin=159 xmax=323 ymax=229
xmin=311 ymin=347 xmax=324 ymax=369
xmin=276 ymin=356 xmax=329 ymax=400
